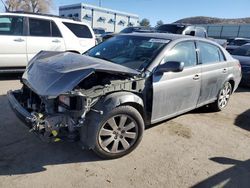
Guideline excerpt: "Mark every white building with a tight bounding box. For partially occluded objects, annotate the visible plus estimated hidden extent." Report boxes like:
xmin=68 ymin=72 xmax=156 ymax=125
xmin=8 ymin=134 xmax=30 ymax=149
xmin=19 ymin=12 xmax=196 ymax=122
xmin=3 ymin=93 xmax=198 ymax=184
xmin=59 ymin=3 xmax=139 ymax=33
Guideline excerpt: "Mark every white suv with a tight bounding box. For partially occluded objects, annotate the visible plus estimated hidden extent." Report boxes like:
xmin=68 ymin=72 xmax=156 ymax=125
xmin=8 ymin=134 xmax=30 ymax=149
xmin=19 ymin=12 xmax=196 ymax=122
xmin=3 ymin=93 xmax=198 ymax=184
xmin=0 ymin=12 xmax=96 ymax=72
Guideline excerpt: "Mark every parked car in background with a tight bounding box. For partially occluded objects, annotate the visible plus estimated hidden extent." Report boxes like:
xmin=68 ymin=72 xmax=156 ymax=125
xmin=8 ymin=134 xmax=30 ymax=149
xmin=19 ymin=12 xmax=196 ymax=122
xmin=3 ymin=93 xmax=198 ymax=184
xmin=156 ymin=23 xmax=227 ymax=48
xmin=93 ymin=27 xmax=106 ymax=44
xmin=226 ymin=38 xmax=250 ymax=54
xmin=156 ymin=23 xmax=208 ymax=38
xmin=102 ymin=26 xmax=155 ymax=41
xmin=8 ymin=33 xmax=241 ymax=159
xmin=0 ymin=12 xmax=95 ymax=73
xmin=231 ymin=43 xmax=250 ymax=86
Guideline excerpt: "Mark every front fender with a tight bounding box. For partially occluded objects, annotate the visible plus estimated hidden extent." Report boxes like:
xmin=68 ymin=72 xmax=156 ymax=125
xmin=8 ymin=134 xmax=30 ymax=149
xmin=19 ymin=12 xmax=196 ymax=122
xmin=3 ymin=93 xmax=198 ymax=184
xmin=95 ymin=91 xmax=144 ymax=113
xmin=79 ymin=92 xmax=144 ymax=149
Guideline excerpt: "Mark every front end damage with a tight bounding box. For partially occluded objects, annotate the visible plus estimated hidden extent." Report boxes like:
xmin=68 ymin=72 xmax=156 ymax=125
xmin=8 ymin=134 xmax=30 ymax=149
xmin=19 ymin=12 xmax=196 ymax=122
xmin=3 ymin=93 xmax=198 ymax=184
xmin=8 ymin=51 xmax=146 ymax=143
xmin=8 ymin=87 xmax=97 ymax=142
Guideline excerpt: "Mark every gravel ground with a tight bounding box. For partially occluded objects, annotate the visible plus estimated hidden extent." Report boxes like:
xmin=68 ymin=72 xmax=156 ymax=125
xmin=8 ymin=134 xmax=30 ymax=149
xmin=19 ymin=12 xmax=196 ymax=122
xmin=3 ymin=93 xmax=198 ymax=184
xmin=0 ymin=75 xmax=250 ymax=188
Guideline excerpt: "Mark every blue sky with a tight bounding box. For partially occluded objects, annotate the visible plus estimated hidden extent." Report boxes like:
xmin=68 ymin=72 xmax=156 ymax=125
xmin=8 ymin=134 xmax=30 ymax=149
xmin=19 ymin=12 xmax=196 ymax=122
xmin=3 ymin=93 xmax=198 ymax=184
xmin=0 ymin=0 xmax=250 ymax=25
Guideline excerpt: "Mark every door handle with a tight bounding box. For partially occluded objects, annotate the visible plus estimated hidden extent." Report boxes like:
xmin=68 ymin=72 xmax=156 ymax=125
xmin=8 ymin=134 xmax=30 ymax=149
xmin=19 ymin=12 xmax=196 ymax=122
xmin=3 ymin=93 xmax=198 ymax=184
xmin=52 ymin=39 xmax=61 ymax=43
xmin=193 ymin=74 xmax=200 ymax=80
xmin=222 ymin=68 xmax=228 ymax=73
xmin=14 ymin=38 xmax=24 ymax=42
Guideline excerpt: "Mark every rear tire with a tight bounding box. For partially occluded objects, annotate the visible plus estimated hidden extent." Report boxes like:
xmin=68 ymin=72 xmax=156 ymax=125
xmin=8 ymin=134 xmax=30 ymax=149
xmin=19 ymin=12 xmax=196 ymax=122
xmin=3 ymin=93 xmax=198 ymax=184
xmin=209 ymin=82 xmax=232 ymax=112
xmin=92 ymin=105 xmax=144 ymax=159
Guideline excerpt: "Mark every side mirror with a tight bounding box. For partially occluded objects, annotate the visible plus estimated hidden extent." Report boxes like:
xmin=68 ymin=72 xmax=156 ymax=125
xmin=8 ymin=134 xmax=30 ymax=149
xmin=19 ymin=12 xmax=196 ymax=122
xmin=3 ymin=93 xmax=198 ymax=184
xmin=156 ymin=61 xmax=184 ymax=73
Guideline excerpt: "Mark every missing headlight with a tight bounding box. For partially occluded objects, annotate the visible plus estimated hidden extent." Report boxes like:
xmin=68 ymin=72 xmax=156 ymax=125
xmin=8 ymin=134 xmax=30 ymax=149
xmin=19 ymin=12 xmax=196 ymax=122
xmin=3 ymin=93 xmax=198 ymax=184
xmin=59 ymin=95 xmax=70 ymax=107
xmin=58 ymin=95 xmax=83 ymax=112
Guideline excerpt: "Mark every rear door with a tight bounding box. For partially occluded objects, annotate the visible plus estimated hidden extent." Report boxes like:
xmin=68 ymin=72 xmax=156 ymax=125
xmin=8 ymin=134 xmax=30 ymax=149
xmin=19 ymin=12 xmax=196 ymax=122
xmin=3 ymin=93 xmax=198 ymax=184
xmin=0 ymin=15 xmax=27 ymax=67
xmin=27 ymin=18 xmax=65 ymax=61
xmin=196 ymin=41 xmax=228 ymax=106
xmin=151 ymin=41 xmax=201 ymax=123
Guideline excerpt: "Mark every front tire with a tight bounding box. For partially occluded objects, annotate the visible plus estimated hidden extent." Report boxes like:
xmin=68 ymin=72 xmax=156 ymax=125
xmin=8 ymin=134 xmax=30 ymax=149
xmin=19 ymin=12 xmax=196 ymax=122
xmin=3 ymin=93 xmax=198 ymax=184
xmin=210 ymin=82 xmax=232 ymax=111
xmin=92 ymin=105 xmax=144 ymax=159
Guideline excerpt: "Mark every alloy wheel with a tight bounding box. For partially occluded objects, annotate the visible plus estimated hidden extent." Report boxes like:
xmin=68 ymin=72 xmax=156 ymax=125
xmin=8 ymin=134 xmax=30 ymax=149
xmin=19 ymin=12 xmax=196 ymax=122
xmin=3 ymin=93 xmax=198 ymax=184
xmin=98 ymin=114 xmax=138 ymax=154
xmin=218 ymin=83 xmax=231 ymax=109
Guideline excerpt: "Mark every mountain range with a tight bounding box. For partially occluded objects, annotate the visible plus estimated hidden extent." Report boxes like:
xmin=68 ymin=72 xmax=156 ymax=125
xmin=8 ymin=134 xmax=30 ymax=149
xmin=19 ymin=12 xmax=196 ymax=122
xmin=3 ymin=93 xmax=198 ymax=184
xmin=175 ymin=16 xmax=250 ymax=24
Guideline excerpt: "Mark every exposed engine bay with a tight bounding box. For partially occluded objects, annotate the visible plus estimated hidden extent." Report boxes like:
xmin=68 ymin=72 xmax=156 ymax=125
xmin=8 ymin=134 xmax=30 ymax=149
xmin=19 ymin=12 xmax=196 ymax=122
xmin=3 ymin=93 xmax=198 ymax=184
xmin=13 ymin=72 xmax=145 ymax=143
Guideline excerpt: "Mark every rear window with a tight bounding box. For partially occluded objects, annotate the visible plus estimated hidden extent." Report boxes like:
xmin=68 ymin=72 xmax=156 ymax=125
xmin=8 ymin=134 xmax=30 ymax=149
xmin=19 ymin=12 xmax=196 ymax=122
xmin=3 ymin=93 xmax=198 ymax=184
xmin=63 ymin=22 xmax=93 ymax=38
xmin=51 ymin=21 xmax=62 ymax=37
xmin=29 ymin=18 xmax=62 ymax=37
xmin=29 ymin=18 xmax=51 ymax=37
xmin=198 ymin=42 xmax=225 ymax=64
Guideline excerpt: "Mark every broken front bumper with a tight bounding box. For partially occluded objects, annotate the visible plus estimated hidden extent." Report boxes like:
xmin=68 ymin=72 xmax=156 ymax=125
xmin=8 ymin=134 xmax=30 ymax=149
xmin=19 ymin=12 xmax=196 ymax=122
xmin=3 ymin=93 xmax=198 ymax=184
xmin=7 ymin=90 xmax=34 ymax=129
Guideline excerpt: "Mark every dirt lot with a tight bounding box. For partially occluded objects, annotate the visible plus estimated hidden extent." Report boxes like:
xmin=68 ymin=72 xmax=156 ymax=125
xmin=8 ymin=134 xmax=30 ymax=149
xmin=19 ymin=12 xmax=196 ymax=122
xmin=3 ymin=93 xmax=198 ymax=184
xmin=0 ymin=75 xmax=250 ymax=188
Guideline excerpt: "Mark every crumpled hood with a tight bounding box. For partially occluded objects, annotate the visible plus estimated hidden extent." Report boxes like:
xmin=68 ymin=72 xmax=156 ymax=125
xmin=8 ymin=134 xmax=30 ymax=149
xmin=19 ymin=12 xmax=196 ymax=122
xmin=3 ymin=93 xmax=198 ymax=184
xmin=22 ymin=51 xmax=139 ymax=97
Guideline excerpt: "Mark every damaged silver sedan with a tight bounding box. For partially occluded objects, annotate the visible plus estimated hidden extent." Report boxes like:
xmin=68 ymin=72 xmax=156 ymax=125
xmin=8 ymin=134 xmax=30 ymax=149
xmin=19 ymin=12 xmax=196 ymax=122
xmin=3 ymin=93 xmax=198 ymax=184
xmin=8 ymin=33 xmax=242 ymax=159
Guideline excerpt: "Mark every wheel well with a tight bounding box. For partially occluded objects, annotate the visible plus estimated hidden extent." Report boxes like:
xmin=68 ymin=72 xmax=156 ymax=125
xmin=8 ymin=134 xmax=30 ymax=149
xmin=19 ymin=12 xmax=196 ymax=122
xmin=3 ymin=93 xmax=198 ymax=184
xmin=228 ymin=80 xmax=235 ymax=91
xmin=66 ymin=50 xmax=80 ymax=54
xmin=120 ymin=102 xmax=144 ymax=120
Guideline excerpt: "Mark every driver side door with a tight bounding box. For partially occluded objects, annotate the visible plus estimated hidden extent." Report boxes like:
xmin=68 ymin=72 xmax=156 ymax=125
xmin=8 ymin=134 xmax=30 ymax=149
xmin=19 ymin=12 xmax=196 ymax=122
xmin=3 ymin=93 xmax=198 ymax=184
xmin=151 ymin=41 xmax=201 ymax=123
xmin=0 ymin=15 xmax=27 ymax=67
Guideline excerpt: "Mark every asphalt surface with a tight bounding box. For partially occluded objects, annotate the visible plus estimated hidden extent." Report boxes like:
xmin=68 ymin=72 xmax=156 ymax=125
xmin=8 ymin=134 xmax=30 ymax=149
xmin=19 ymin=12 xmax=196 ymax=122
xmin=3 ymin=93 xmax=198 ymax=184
xmin=0 ymin=74 xmax=250 ymax=188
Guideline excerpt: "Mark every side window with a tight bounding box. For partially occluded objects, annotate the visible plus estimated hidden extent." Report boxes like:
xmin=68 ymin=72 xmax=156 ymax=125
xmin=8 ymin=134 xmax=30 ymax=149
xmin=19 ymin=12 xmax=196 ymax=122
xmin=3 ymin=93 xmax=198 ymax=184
xmin=29 ymin=18 xmax=51 ymax=37
xmin=62 ymin=22 xmax=93 ymax=38
xmin=218 ymin=48 xmax=225 ymax=61
xmin=198 ymin=42 xmax=224 ymax=64
xmin=0 ymin=16 xmax=24 ymax=36
xmin=51 ymin=21 xmax=62 ymax=37
xmin=165 ymin=41 xmax=197 ymax=67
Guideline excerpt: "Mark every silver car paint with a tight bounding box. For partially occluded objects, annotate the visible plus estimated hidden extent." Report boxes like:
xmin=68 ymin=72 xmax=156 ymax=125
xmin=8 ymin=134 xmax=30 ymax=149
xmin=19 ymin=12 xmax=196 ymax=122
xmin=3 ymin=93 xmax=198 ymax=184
xmin=22 ymin=51 xmax=139 ymax=97
xmin=197 ymin=61 xmax=228 ymax=107
xmin=152 ymin=60 xmax=201 ymax=123
xmin=148 ymin=37 xmax=241 ymax=124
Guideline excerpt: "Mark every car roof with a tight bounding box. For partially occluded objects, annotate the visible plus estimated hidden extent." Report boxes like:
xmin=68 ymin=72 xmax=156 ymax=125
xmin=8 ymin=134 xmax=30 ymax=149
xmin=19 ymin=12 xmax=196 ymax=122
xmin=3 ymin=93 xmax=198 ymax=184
xmin=0 ymin=12 xmax=87 ymax=25
xmin=119 ymin=32 xmax=221 ymax=46
xmin=120 ymin=32 xmax=196 ymax=40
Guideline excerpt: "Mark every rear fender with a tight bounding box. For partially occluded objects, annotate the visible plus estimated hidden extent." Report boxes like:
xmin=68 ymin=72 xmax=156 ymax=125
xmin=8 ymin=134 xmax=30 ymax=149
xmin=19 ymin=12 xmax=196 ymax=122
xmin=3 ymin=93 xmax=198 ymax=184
xmin=223 ymin=74 xmax=238 ymax=93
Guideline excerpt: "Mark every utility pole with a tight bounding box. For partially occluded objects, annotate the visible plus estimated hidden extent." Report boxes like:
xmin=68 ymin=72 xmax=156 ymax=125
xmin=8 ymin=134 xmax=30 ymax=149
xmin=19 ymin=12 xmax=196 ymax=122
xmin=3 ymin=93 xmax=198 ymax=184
xmin=99 ymin=0 xmax=102 ymax=7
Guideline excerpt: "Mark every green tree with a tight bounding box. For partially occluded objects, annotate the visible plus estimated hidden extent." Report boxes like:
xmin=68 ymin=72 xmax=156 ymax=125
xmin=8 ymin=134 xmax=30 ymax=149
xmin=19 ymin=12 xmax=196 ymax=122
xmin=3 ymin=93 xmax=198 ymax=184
xmin=139 ymin=18 xmax=150 ymax=27
xmin=156 ymin=20 xmax=164 ymax=27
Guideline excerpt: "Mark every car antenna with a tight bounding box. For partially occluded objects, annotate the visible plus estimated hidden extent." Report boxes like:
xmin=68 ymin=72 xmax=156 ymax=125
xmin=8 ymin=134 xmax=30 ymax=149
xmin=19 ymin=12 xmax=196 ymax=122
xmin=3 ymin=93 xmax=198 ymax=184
xmin=0 ymin=0 xmax=9 ymax=12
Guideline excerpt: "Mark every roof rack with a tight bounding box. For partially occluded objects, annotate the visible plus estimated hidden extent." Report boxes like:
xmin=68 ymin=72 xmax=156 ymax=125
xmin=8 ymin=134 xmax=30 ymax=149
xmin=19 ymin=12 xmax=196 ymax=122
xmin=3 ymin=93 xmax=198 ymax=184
xmin=5 ymin=11 xmax=80 ymax=21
